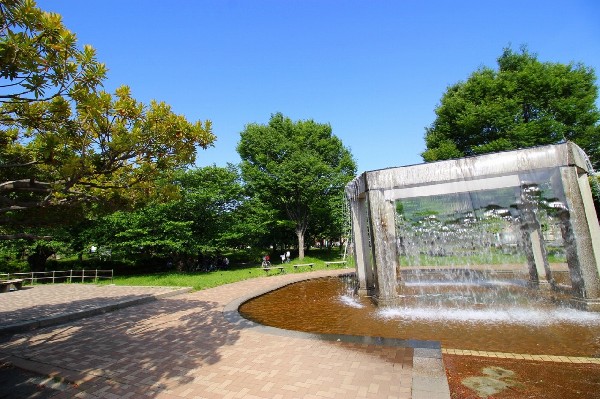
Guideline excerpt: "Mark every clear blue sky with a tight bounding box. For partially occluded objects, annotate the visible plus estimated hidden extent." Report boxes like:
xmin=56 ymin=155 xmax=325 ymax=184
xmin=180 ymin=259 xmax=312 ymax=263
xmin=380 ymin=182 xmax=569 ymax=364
xmin=38 ymin=0 xmax=600 ymax=173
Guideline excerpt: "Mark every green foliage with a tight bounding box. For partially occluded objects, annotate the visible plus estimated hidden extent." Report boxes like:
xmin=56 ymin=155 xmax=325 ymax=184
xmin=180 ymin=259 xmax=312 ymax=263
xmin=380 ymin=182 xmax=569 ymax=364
xmin=0 ymin=224 xmax=75 ymax=272
xmin=0 ymin=0 xmax=106 ymax=105
xmin=219 ymin=195 xmax=277 ymax=249
xmin=237 ymin=113 xmax=356 ymax=258
xmin=0 ymin=0 xmax=216 ymax=242
xmin=423 ymin=46 xmax=600 ymax=167
xmin=80 ymin=166 xmax=253 ymax=268
xmin=171 ymin=165 xmax=246 ymax=248
xmin=590 ymin=175 xmax=600 ymax=216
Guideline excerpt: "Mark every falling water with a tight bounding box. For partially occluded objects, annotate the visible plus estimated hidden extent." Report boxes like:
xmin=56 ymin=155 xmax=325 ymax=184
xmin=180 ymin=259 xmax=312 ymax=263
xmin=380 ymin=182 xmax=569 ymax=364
xmin=390 ymin=164 xmax=576 ymax=319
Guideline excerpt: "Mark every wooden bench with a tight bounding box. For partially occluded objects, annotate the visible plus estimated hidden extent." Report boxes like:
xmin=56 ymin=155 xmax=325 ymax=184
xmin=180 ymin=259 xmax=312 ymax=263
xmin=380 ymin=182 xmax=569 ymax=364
xmin=0 ymin=279 xmax=24 ymax=293
xmin=324 ymin=261 xmax=348 ymax=268
xmin=293 ymin=263 xmax=314 ymax=270
xmin=259 ymin=266 xmax=285 ymax=274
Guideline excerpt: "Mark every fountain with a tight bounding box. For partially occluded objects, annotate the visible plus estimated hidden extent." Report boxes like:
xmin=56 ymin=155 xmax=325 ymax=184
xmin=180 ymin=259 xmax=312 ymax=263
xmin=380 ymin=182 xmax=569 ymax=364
xmin=345 ymin=142 xmax=600 ymax=311
xmin=238 ymin=144 xmax=600 ymax=398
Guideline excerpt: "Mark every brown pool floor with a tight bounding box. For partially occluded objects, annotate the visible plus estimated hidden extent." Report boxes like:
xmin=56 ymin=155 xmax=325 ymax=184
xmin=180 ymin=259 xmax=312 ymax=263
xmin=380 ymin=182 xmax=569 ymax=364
xmin=444 ymin=355 xmax=600 ymax=399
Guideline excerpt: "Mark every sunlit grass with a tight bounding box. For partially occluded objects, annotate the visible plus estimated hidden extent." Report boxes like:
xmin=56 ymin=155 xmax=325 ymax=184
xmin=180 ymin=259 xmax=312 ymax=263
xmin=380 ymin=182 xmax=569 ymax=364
xmin=398 ymin=253 xmax=528 ymax=267
xmin=101 ymin=251 xmax=353 ymax=290
xmin=398 ymin=251 xmax=565 ymax=267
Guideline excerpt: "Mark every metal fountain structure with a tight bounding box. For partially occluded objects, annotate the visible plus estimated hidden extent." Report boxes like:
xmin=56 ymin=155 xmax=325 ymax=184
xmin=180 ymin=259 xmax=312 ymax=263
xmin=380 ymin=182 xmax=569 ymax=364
xmin=346 ymin=142 xmax=600 ymax=311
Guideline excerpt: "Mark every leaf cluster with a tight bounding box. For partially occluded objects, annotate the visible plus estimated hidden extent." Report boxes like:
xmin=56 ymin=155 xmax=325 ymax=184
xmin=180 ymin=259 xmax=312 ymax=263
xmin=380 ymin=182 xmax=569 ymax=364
xmin=0 ymin=0 xmax=216 ymax=239
xmin=423 ymin=46 xmax=600 ymax=168
xmin=0 ymin=0 xmax=105 ymax=105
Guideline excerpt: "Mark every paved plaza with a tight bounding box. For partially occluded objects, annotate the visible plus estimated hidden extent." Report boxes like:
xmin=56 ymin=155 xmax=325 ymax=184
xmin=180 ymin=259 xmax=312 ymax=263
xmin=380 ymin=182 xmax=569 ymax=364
xmin=0 ymin=269 xmax=450 ymax=399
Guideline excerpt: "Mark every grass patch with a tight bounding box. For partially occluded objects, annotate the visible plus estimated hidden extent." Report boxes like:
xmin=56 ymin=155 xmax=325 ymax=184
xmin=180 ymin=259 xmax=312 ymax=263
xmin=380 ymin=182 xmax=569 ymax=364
xmin=398 ymin=250 xmax=567 ymax=267
xmin=101 ymin=249 xmax=351 ymax=290
xmin=398 ymin=252 xmax=528 ymax=267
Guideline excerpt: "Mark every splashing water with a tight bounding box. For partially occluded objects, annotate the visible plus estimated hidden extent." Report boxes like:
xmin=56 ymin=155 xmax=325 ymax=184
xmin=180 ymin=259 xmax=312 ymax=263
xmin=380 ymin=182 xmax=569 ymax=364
xmin=339 ymin=294 xmax=365 ymax=308
xmin=376 ymin=305 xmax=600 ymax=326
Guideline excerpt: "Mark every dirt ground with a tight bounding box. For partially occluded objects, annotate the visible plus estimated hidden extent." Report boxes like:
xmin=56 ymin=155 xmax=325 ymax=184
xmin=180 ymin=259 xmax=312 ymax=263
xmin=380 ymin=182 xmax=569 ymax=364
xmin=444 ymin=355 xmax=600 ymax=399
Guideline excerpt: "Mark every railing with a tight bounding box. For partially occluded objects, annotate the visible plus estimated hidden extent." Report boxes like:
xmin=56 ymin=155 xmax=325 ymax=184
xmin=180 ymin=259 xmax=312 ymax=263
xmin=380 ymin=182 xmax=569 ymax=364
xmin=0 ymin=269 xmax=113 ymax=285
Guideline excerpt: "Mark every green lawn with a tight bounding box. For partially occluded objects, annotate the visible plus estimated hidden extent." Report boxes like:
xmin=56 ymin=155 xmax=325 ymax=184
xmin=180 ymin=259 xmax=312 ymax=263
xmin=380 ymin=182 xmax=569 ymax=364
xmin=101 ymin=253 xmax=353 ymax=290
xmin=398 ymin=250 xmax=566 ymax=267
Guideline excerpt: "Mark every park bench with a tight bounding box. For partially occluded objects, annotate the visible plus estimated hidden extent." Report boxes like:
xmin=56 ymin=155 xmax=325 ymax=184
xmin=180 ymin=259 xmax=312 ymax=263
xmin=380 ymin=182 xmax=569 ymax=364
xmin=0 ymin=279 xmax=24 ymax=293
xmin=324 ymin=261 xmax=348 ymax=268
xmin=259 ymin=266 xmax=285 ymax=274
xmin=293 ymin=263 xmax=314 ymax=270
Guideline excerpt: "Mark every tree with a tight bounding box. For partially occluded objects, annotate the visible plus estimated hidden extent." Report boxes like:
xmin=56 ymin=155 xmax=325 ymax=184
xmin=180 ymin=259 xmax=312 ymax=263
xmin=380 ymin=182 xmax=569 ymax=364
xmin=422 ymin=46 xmax=600 ymax=167
xmin=86 ymin=203 xmax=196 ymax=270
xmin=170 ymin=165 xmax=246 ymax=250
xmin=82 ymin=165 xmax=250 ymax=271
xmin=237 ymin=113 xmax=356 ymax=259
xmin=0 ymin=0 xmax=216 ymax=243
xmin=0 ymin=225 xmax=71 ymax=272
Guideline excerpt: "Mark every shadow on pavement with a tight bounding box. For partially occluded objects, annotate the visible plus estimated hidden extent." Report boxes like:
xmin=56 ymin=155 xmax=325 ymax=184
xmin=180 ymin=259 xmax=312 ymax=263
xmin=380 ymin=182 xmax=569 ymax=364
xmin=1 ymin=296 xmax=240 ymax=398
xmin=0 ymin=362 xmax=69 ymax=398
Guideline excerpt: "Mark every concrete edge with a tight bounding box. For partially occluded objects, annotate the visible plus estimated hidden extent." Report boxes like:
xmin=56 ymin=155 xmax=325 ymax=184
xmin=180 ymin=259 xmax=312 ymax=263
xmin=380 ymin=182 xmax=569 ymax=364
xmin=412 ymin=348 xmax=451 ymax=399
xmin=222 ymin=270 xmax=450 ymax=398
xmin=0 ymin=286 xmax=193 ymax=336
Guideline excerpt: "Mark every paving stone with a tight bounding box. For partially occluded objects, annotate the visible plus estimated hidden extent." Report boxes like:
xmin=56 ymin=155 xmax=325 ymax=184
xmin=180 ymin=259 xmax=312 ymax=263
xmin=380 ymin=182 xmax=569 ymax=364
xmin=0 ymin=269 xmax=441 ymax=398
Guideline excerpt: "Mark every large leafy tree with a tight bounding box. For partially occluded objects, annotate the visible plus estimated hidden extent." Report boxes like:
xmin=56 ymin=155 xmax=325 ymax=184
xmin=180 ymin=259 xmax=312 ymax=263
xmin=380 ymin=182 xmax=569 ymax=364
xmin=422 ymin=46 xmax=600 ymax=167
xmin=83 ymin=166 xmax=250 ymax=270
xmin=237 ymin=113 xmax=356 ymax=259
xmin=0 ymin=0 xmax=215 ymax=242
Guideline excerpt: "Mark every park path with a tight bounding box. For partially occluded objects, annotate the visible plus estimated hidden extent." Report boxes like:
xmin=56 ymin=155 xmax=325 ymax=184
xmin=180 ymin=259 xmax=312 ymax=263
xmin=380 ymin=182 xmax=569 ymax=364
xmin=0 ymin=269 xmax=449 ymax=399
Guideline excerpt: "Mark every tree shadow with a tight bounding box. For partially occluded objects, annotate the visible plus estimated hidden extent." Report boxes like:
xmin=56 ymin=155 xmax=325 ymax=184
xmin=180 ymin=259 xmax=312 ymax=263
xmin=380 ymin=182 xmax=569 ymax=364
xmin=0 ymin=290 xmax=179 ymax=328
xmin=0 ymin=295 xmax=240 ymax=397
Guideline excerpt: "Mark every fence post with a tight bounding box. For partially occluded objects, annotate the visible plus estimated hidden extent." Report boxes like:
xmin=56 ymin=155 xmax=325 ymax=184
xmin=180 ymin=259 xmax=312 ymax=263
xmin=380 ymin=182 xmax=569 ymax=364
xmin=82 ymin=269 xmax=85 ymax=283
xmin=31 ymin=272 xmax=34 ymax=285
xmin=69 ymin=270 xmax=72 ymax=284
xmin=52 ymin=270 xmax=55 ymax=284
xmin=111 ymin=269 xmax=114 ymax=284
xmin=95 ymin=269 xmax=98 ymax=283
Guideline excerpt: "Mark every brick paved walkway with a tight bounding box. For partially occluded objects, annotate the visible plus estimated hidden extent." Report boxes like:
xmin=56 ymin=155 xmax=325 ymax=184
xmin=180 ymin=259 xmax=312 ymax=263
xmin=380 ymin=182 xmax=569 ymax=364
xmin=0 ymin=269 xmax=450 ymax=399
xmin=0 ymin=284 xmax=191 ymax=332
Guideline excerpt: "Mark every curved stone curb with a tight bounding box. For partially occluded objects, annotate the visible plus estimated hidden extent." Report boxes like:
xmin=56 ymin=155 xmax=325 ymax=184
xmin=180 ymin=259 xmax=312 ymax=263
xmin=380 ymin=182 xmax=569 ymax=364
xmin=0 ymin=286 xmax=193 ymax=336
xmin=222 ymin=270 xmax=450 ymax=399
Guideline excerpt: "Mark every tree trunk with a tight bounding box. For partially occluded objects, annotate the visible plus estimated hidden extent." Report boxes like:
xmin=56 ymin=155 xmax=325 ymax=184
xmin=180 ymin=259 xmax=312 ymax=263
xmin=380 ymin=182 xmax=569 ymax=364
xmin=296 ymin=229 xmax=305 ymax=260
xmin=27 ymin=245 xmax=55 ymax=273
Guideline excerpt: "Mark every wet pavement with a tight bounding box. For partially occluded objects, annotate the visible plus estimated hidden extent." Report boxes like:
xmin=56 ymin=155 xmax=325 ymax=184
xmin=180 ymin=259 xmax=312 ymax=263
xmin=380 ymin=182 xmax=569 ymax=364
xmin=0 ymin=270 xmax=449 ymax=398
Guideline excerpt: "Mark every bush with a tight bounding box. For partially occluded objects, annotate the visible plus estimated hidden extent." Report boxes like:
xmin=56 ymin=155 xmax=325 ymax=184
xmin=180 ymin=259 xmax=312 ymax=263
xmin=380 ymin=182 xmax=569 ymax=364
xmin=0 ymin=257 xmax=28 ymax=273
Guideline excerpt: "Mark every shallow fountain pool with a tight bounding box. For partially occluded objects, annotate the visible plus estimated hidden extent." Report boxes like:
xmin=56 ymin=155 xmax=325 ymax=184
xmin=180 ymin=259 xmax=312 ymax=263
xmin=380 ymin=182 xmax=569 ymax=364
xmin=238 ymin=275 xmax=600 ymax=357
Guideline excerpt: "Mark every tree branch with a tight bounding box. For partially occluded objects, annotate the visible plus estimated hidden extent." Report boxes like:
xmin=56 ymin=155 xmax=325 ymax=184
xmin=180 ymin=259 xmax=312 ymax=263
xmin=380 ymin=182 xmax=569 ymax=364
xmin=0 ymin=179 xmax=52 ymax=193
xmin=0 ymin=233 xmax=52 ymax=241
xmin=0 ymin=160 xmax=41 ymax=168
xmin=76 ymin=181 xmax=128 ymax=190
xmin=0 ymin=205 xmax=35 ymax=213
